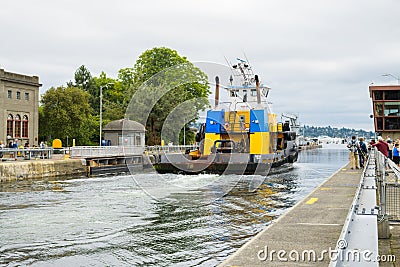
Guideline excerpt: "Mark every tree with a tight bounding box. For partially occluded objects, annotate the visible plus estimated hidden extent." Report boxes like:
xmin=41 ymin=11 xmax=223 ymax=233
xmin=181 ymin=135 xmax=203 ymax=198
xmin=127 ymin=47 xmax=210 ymax=145
xmin=74 ymin=65 xmax=94 ymax=91
xmin=68 ymin=65 xmax=99 ymax=114
xmin=39 ymin=86 xmax=96 ymax=145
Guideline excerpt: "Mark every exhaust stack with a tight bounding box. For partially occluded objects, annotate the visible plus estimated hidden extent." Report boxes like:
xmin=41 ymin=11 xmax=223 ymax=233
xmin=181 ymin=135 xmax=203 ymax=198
xmin=215 ymin=76 xmax=219 ymax=108
xmin=255 ymin=75 xmax=261 ymax=105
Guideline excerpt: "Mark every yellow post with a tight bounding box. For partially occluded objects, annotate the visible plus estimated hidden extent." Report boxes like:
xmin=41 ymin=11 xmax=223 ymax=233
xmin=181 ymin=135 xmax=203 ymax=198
xmin=161 ymin=140 xmax=165 ymax=146
xmin=72 ymin=139 xmax=76 ymax=147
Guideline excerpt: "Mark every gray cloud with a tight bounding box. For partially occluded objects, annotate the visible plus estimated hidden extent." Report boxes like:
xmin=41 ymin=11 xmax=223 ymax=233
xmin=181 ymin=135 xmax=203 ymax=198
xmin=1 ymin=0 xmax=400 ymax=131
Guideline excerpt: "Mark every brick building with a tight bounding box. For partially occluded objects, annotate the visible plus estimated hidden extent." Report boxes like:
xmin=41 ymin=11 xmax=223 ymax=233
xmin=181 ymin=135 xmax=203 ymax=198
xmin=0 ymin=69 xmax=41 ymax=146
xmin=369 ymin=84 xmax=400 ymax=139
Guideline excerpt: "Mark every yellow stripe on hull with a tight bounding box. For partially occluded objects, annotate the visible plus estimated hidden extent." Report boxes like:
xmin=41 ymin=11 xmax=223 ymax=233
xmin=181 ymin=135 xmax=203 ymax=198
xmin=250 ymin=132 xmax=272 ymax=154
xmin=203 ymin=133 xmax=221 ymax=155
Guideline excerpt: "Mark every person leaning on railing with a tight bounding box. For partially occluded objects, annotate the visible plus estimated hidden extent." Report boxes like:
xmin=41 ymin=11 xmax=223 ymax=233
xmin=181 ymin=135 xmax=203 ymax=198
xmin=372 ymin=136 xmax=389 ymax=158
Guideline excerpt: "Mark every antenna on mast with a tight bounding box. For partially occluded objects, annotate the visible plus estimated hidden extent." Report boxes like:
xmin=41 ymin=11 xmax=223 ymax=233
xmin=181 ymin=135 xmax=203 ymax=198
xmin=224 ymin=55 xmax=236 ymax=85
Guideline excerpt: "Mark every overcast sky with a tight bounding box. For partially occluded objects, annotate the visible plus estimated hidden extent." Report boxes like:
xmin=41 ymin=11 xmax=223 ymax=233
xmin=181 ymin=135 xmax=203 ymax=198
xmin=2 ymin=0 xmax=400 ymax=131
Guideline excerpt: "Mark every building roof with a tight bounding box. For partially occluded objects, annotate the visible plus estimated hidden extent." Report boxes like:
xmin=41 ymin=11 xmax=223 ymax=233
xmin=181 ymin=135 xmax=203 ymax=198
xmin=0 ymin=68 xmax=42 ymax=87
xmin=104 ymin=119 xmax=145 ymax=132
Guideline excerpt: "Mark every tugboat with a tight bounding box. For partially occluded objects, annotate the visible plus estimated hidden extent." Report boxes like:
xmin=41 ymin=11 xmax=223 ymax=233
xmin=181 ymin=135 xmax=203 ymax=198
xmin=152 ymin=59 xmax=299 ymax=175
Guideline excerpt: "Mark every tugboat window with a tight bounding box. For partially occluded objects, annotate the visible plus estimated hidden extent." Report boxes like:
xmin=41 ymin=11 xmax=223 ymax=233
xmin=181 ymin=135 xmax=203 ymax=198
xmin=262 ymin=88 xmax=268 ymax=97
xmin=230 ymin=90 xmax=239 ymax=97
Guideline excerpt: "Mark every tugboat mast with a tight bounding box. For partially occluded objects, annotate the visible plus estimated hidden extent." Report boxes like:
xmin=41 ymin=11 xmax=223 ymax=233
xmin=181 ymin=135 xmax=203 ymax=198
xmin=231 ymin=58 xmax=255 ymax=86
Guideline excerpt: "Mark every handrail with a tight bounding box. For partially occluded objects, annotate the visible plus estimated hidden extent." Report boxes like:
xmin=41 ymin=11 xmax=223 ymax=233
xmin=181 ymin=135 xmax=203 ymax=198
xmin=329 ymin=150 xmax=379 ymax=266
xmin=146 ymin=144 xmax=198 ymax=153
xmin=0 ymin=147 xmax=54 ymax=160
xmin=69 ymin=146 xmax=144 ymax=158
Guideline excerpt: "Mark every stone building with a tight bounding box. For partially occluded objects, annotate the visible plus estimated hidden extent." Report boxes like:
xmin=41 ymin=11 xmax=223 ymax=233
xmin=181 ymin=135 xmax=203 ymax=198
xmin=0 ymin=69 xmax=41 ymax=146
xmin=103 ymin=119 xmax=145 ymax=147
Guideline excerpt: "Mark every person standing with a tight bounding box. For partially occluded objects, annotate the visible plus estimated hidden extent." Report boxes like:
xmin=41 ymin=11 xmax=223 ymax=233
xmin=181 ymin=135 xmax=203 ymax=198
xmin=393 ymin=143 xmax=400 ymax=166
xmin=347 ymin=136 xmax=360 ymax=169
xmin=358 ymin=137 xmax=368 ymax=168
xmin=372 ymin=136 xmax=389 ymax=157
xmin=388 ymin=139 xmax=394 ymax=160
xmin=0 ymin=141 xmax=4 ymax=158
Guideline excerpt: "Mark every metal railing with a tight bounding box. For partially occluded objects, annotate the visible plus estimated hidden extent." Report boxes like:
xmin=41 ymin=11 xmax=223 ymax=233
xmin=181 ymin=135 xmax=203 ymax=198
xmin=329 ymin=150 xmax=379 ymax=266
xmin=0 ymin=145 xmax=198 ymax=160
xmin=330 ymin=148 xmax=400 ymax=266
xmin=69 ymin=146 xmax=144 ymax=158
xmin=0 ymin=147 xmax=54 ymax=160
xmin=146 ymin=144 xmax=198 ymax=154
xmin=375 ymin=148 xmax=400 ymax=220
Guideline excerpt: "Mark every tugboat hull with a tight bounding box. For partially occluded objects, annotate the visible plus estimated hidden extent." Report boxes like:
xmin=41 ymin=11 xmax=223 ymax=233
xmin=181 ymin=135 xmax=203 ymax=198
xmin=152 ymin=149 xmax=298 ymax=175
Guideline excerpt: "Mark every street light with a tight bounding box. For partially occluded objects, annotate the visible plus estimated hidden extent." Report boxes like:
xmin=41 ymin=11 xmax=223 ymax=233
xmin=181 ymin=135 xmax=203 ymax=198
xmin=99 ymin=83 xmax=114 ymax=146
xmin=382 ymin=73 xmax=400 ymax=85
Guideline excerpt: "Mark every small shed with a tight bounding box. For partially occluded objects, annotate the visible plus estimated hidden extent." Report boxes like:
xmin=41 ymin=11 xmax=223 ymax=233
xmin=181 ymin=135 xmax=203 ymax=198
xmin=103 ymin=119 xmax=145 ymax=147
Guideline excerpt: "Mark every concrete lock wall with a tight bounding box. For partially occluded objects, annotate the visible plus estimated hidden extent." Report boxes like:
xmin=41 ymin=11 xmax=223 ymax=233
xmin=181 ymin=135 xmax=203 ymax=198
xmin=0 ymin=159 xmax=87 ymax=182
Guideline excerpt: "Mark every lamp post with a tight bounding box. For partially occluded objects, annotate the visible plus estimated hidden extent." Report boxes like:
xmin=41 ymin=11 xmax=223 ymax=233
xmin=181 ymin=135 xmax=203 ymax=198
xmin=183 ymin=123 xmax=186 ymax=146
xmin=99 ymin=83 xmax=114 ymax=146
xmin=382 ymin=74 xmax=400 ymax=85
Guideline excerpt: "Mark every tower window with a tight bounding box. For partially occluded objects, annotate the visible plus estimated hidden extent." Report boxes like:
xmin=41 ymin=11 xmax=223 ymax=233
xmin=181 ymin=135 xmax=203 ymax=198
xmin=7 ymin=114 xmax=13 ymax=137
xmin=15 ymin=114 xmax=21 ymax=138
xmin=22 ymin=115 xmax=29 ymax=138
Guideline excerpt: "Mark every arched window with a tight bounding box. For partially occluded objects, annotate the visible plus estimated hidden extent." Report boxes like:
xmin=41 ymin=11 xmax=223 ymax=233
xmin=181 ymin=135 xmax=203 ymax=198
xmin=22 ymin=115 xmax=29 ymax=138
xmin=15 ymin=114 xmax=21 ymax=138
xmin=7 ymin=114 xmax=13 ymax=137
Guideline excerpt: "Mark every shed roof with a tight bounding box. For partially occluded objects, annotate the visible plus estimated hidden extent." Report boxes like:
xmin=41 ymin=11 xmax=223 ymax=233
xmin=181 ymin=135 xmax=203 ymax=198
xmin=103 ymin=119 xmax=145 ymax=132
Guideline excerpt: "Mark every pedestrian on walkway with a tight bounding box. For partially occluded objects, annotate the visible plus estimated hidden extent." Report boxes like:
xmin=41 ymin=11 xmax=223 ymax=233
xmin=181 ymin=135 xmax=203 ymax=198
xmin=358 ymin=137 xmax=368 ymax=167
xmin=372 ymin=136 xmax=389 ymax=157
xmin=347 ymin=136 xmax=360 ymax=169
xmin=393 ymin=143 xmax=400 ymax=166
xmin=388 ymin=139 xmax=394 ymax=159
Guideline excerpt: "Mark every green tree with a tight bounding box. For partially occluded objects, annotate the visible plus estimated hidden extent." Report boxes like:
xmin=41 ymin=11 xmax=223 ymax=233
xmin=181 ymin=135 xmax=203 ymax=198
xmin=39 ymin=86 xmax=96 ymax=145
xmin=74 ymin=65 xmax=94 ymax=91
xmin=68 ymin=65 xmax=99 ymax=114
xmin=127 ymin=47 xmax=210 ymax=145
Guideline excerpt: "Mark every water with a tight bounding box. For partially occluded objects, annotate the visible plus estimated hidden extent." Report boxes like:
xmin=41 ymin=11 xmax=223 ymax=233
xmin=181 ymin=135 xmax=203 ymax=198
xmin=0 ymin=147 xmax=349 ymax=266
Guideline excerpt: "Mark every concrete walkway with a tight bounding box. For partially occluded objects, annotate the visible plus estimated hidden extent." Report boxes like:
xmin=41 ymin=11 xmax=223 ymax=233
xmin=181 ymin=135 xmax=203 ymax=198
xmin=219 ymin=164 xmax=362 ymax=266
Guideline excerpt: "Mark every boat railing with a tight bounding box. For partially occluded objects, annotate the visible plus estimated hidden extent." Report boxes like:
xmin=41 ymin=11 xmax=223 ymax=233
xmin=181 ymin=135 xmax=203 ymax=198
xmin=218 ymin=100 xmax=269 ymax=106
xmin=69 ymin=146 xmax=144 ymax=158
xmin=222 ymin=122 xmax=250 ymax=133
